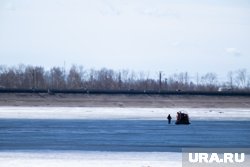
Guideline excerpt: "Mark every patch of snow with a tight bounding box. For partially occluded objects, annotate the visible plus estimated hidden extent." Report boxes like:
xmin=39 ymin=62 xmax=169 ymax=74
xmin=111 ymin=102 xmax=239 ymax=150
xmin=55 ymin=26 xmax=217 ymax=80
xmin=0 ymin=107 xmax=250 ymax=120
xmin=0 ymin=151 xmax=181 ymax=167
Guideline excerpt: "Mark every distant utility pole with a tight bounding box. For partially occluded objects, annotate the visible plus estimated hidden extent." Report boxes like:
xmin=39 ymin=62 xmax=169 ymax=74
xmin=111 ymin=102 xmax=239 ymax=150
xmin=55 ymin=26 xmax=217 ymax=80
xmin=159 ymin=71 xmax=162 ymax=91
xmin=32 ymin=69 xmax=36 ymax=89
xmin=165 ymin=78 xmax=168 ymax=91
xmin=118 ymin=72 xmax=122 ymax=90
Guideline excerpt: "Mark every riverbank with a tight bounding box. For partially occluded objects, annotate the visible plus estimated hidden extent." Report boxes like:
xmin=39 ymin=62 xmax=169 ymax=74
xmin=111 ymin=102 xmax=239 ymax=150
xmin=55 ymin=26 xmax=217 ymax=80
xmin=0 ymin=93 xmax=250 ymax=108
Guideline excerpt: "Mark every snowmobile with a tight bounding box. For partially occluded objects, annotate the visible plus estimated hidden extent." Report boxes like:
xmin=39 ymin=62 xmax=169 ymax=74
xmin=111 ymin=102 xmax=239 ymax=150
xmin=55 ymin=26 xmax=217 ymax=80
xmin=175 ymin=111 xmax=190 ymax=125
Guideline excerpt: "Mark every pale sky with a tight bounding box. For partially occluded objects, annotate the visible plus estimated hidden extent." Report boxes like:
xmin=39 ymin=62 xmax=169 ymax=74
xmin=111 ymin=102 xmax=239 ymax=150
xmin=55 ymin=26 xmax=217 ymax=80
xmin=0 ymin=0 xmax=249 ymax=77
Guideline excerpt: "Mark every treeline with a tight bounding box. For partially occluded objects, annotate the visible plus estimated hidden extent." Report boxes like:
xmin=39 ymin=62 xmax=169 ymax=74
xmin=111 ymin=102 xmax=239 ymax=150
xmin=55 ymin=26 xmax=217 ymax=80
xmin=0 ymin=64 xmax=249 ymax=92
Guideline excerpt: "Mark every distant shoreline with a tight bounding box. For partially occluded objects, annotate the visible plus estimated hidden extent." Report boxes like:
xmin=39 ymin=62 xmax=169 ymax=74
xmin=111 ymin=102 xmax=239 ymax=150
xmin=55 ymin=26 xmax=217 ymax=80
xmin=0 ymin=93 xmax=250 ymax=108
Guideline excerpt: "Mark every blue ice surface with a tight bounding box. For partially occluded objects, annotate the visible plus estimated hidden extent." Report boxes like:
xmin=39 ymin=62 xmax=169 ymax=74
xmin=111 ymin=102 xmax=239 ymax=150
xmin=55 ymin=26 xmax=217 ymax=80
xmin=0 ymin=119 xmax=249 ymax=152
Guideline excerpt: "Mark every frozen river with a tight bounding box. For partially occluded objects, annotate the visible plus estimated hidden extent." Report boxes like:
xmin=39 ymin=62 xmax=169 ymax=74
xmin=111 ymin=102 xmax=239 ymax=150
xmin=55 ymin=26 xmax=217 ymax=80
xmin=0 ymin=119 xmax=250 ymax=152
xmin=0 ymin=107 xmax=250 ymax=167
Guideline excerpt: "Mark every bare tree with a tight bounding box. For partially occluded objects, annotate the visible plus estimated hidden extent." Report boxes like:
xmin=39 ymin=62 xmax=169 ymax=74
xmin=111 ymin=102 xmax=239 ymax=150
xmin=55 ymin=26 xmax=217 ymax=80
xmin=1 ymin=64 xmax=250 ymax=92
xmin=247 ymin=74 xmax=250 ymax=89
xmin=235 ymin=69 xmax=247 ymax=88
xmin=0 ymin=66 xmax=17 ymax=88
xmin=33 ymin=66 xmax=46 ymax=89
xmin=67 ymin=65 xmax=84 ymax=89
xmin=95 ymin=68 xmax=116 ymax=89
xmin=201 ymin=73 xmax=218 ymax=90
xmin=50 ymin=67 xmax=66 ymax=89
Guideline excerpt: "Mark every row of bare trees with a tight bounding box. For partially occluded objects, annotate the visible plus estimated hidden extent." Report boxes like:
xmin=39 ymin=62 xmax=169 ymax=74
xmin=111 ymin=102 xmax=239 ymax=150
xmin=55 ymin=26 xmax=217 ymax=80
xmin=0 ymin=65 xmax=250 ymax=91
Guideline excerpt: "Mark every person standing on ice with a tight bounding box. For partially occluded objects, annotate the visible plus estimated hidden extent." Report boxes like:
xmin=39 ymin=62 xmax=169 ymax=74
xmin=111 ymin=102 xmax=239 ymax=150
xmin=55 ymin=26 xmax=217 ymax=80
xmin=167 ymin=114 xmax=172 ymax=124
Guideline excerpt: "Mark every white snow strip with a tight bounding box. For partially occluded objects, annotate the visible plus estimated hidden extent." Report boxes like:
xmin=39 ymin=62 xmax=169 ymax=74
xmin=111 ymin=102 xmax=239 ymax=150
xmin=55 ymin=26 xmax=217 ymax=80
xmin=0 ymin=151 xmax=181 ymax=167
xmin=0 ymin=107 xmax=250 ymax=120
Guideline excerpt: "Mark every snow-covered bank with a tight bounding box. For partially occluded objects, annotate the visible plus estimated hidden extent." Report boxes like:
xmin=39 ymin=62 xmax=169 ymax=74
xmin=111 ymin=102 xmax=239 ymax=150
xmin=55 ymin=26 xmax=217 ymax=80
xmin=0 ymin=107 xmax=250 ymax=120
xmin=0 ymin=151 xmax=181 ymax=167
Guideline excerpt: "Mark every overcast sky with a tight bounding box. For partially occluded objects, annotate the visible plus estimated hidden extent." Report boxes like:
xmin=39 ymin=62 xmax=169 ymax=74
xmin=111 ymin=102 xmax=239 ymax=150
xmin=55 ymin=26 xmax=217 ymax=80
xmin=0 ymin=0 xmax=249 ymax=78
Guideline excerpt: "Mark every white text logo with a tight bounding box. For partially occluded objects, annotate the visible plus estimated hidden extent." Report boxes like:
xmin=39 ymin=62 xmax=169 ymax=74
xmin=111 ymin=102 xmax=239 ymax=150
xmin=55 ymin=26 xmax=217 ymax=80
xmin=189 ymin=153 xmax=245 ymax=163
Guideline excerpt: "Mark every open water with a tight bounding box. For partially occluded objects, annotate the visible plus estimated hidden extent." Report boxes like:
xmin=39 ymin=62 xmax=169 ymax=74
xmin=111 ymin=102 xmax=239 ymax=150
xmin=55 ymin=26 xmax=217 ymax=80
xmin=0 ymin=119 xmax=249 ymax=152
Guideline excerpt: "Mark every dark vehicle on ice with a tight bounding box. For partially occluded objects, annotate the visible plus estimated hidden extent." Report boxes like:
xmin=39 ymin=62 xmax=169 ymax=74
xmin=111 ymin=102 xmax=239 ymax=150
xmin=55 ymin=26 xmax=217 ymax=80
xmin=175 ymin=111 xmax=190 ymax=125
